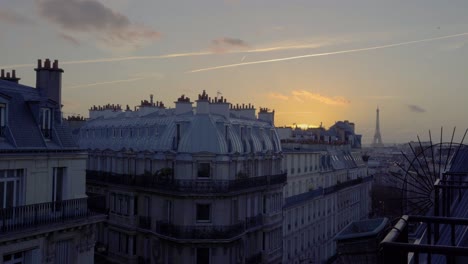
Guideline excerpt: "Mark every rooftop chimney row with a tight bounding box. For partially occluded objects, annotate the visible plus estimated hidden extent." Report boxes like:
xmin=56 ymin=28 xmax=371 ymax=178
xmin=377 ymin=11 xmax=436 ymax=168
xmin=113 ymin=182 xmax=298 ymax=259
xmin=0 ymin=69 xmax=20 ymax=84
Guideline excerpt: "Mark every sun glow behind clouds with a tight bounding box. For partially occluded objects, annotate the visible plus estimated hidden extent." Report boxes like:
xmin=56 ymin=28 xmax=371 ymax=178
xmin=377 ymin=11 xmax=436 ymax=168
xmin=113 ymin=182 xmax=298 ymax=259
xmin=289 ymin=124 xmax=321 ymax=129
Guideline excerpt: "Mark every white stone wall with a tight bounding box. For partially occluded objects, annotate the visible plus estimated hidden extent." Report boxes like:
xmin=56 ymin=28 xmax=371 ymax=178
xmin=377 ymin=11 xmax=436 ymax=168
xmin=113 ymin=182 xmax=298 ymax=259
xmin=282 ymin=150 xmax=372 ymax=264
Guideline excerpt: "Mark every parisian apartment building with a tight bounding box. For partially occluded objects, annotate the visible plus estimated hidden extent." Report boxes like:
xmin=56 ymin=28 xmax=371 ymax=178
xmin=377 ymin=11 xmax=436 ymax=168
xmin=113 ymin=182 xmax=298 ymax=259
xmin=278 ymin=125 xmax=372 ymax=264
xmin=0 ymin=60 xmax=104 ymax=264
xmin=78 ymin=92 xmax=286 ymax=264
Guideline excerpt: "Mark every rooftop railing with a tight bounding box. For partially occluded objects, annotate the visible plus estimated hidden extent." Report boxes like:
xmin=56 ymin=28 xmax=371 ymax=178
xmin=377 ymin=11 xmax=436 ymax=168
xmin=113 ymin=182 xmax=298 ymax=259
xmin=0 ymin=196 xmax=104 ymax=235
xmin=86 ymin=170 xmax=286 ymax=194
xmin=380 ymin=215 xmax=468 ymax=264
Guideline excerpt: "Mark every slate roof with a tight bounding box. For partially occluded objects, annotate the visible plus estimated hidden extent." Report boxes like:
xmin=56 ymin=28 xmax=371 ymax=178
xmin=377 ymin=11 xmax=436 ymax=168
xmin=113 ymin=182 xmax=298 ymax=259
xmin=79 ymin=106 xmax=281 ymax=154
xmin=0 ymin=79 xmax=78 ymax=150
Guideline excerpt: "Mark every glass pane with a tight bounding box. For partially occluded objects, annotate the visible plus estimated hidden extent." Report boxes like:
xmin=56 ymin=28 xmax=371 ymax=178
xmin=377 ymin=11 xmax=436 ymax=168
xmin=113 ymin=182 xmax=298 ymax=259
xmin=196 ymin=248 xmax=209 ymax=264
xmin=6 ymin=181 xmax=14 ymax=208
xmin=196 ymin=204 xmax=210 ymax=221
xmin=0 ymin=182 xmax=4 ymax=208
xmin=197 ymin=163 xmax=210 ymax=178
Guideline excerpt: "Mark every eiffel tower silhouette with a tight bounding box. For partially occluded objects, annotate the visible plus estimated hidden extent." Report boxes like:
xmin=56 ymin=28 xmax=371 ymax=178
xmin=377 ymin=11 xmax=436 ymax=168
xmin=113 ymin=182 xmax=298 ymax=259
xmin=372 ymin=107 xmax=384 ymax=147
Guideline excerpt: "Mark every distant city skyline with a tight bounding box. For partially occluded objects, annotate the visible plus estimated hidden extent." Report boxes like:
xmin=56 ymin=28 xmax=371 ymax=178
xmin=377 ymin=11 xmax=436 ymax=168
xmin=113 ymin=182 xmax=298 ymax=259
xmin=2 ymin=0 xmax=468 ymax=144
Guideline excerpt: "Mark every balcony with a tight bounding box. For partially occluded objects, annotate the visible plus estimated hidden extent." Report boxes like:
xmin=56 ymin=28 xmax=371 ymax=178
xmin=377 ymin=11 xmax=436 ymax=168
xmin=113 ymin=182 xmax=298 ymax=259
xmin=87 ymin=170 xmax=286 ymax=194
xmin=138 ymin=216 xmax=152 ymax=230
xmin=245 ymin=214 xmax=263 ymax=230
xmin=155 ymin=221 xmax=245 ymax=240
xmin=380 ymin=172 xmax=468 ymax=263
xmin=380 ymin=215 xmax=468 ymax=263
xmin=0 ymin=196 xmax=105 ymax=236
xmin=245 ymin=252 xmax=262 ymax=264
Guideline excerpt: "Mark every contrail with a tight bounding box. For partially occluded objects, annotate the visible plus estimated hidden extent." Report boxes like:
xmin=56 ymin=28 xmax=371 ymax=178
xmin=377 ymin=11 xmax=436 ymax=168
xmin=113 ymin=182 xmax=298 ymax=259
xmin=189 ymin=32 xmax=468 ymax=73
xmin=67 ymin=77 xmax=146 ymax=89
xmin=0 ymin=43 xmax=328 ymax=69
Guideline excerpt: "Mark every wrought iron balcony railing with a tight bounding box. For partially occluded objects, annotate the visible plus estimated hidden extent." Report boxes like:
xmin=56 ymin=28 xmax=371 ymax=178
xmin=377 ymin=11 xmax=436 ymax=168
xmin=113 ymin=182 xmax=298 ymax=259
xmin=138 ymin=216 xmax=152 ymax=230
xmin=245 ymin=214 xmax=263 ymax=230
xmin=245 ymin=252 xmax=262 ymax=264
xmin=0 ymin=196 xmax=104 ymax=235
xmin=86 ymin=170 xmax=287 ymax=194
xmin=155 ymin=221 xmax=245 ymax=240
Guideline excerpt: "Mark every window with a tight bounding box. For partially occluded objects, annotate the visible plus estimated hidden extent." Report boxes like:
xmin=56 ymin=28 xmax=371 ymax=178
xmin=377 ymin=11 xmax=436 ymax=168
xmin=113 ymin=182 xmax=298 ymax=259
xmin=55 ymin=240 xmax=72 ymax=263
xmin=110 ymin=193 xmax=130 ymax=216
xmin=196 ymin=204 xmax=211 ymax=222
xmin=0 ymin=169 xmax=23 ymax=209
xmin=165 ymin=200 xmax=172 ymax=222
xmin=197 ymin=163 xmax=211 ymax=178
xmin=196 ymin=248 xmax=210 ymax=264
xmin=52 ymin=167 xmax=65 ymax=202
xmin=40 ymin=108 xmax=51 ymax=139
xmin=0 ymin=103 xmax=5 ymax=137
xmin=109 ymin=230 xmax=129 ymax=255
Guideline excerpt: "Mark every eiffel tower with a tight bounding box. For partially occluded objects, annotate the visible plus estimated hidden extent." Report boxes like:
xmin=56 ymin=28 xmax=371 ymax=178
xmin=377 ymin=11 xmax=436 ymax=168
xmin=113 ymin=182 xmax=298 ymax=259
xmin=372 ymin=107 xmax=384 ymax=147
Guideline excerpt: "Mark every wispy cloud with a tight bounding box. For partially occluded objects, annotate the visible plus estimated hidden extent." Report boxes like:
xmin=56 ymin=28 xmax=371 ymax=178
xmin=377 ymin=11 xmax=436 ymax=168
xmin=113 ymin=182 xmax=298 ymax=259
xmin=189 ymin=32 xmax=468 ymax=73
xmin=292 ymin=90 xmax=350 ymax=105
xmin=36 ymin=0 xmax=160 ymax=49
xmin=58 ymin=33 xmax=81 ymax=46
xmin=268 ymin=90 xmax=350 ymax=106
xmin=408 ymin=104 xmax=426 ymax=113
xmin=211 ymin=37 xmax=250 ymax=53
xmin=268 ymin=92 xmax=289 ymax=100
xmin=0 ymin=9 xmax=33 ymax=25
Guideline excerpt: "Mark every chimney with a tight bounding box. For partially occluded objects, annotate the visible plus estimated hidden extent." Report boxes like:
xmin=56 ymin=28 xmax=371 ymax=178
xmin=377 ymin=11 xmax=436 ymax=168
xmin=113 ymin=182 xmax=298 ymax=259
xmin=196 ymin=90 xmax=210 ymax=115
xmin=175 ymin=94 xmax=193 ymax=115
xmin=35 ymin=58 xmax=64 ymax=107
xmin=258 ymin=107 xmax=275 ymax=125
xmin=0 ymin=69 xmax=21 ymax=84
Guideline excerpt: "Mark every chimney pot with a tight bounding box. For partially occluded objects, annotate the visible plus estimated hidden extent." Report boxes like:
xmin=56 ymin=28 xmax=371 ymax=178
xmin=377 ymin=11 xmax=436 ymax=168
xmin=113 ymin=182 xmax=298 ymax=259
xmin=1 ymin=69 xmax=4 ymax=78
xmin=12 ymin=70 xmax=16 ymax=78
xmin=53 ymin=60 xmax=58 ymax=69
xmin=6 ymin=72 xmax=10 ymax=78
xmin=37 ymin=59 xmax=42 ymax=69
xmin=45 ymin=59 xmax=51 ymax=68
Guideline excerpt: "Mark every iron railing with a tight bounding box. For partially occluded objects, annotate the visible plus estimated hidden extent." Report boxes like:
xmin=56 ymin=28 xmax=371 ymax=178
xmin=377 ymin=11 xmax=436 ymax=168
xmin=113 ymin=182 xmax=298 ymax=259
xmin=0 ymin=196 xmax=104 ymax=234
xmin=380 ymin=215 xmax=468 ymax=264
xmin=139 ymin=216 xmax=152 ymax=230
xmin=155 ymin=221 xmax=245 ymax=240
xmin=87 ymin=170 xmax=286 ymax=193
xmin=245 ymin=214 xmax=263 ymax=230
xmin=245 ymin=252 xmax=262 ymax=264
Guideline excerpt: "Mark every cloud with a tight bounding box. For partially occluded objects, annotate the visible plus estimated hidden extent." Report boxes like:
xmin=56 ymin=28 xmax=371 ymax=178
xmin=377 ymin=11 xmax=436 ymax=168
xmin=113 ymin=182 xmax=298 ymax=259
xmin=408 ymin=104 xmax=426 ymax=113
xmin=268 ymin=92 xmax=289 ymax=100
xmin=0 ymin=9 xmax=33 ymax=25
xmin=292 ymin=90 xmax=350 ymax=105
xmin=58 ymin=33 xmax=81 ymax=46
xmin=268 ymin=90 xmax=350 ymax=106
xmin=36 ymin=0 xmax=160 ymax=48
xmin=211 ymin=37 xmax=249 ymax=53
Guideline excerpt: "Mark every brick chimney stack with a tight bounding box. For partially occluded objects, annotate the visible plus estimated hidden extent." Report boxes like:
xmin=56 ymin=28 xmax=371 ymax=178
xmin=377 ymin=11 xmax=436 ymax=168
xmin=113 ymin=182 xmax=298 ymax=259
xmin=35 ymin=59 xmax=64 ymax=107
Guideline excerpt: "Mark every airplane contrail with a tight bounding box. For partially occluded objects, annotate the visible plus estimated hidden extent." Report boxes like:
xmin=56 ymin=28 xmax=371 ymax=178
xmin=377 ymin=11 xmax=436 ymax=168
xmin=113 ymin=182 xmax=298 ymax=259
xmin=67 ymin=77 xmax=146 ymax=89
xmin=0 ymin=43 xmax=328 ymax=69
xmin=189 ymin=32 xmax=468 ymax=73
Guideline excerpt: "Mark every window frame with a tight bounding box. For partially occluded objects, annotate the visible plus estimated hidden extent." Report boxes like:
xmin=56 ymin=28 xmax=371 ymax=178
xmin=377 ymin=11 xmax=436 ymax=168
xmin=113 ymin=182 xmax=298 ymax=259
xmin=196 ymin=203 xmax=211 ymax=223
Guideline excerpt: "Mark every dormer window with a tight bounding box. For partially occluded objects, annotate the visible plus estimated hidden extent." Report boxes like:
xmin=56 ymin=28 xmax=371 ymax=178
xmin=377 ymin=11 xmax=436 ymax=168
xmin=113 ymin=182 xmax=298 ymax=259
xmin=0 ymin=104 xmax=5 ymax=137
xmin=40 ymin=108 xmax=51 ymax=139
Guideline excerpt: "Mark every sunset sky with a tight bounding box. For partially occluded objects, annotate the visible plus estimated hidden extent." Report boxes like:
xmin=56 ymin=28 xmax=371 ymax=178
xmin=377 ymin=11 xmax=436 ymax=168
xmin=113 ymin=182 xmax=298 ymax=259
xmin=2 ymin=0 xmax=468 ymax=144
